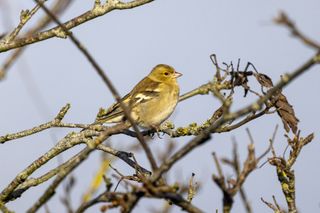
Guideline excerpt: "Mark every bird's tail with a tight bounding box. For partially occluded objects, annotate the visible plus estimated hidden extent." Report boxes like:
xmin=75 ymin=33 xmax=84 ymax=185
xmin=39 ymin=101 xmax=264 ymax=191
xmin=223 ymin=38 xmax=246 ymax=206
xmin=95 ymin=107 xmax=124 ymax=124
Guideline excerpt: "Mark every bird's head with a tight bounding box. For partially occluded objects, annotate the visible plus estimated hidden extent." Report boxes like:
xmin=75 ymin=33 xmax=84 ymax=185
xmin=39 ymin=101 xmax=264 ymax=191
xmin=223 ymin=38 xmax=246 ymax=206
xmin=148 ymin=64 xmax=182 ymax=83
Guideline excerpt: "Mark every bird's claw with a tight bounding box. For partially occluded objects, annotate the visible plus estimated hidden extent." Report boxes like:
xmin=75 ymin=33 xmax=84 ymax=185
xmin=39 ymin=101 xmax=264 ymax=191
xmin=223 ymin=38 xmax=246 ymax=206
xmin=149 ymin=126 xmax=163 ymax=139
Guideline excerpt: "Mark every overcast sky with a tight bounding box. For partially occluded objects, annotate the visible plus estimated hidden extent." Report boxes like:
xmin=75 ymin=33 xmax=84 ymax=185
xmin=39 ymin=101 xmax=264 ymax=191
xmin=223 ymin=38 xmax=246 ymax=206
xmin=1 ymin=0 xmax=320 ymax=212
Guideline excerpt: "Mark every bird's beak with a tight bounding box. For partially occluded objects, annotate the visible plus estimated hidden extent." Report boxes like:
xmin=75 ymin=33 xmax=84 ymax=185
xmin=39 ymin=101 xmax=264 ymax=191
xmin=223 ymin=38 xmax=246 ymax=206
xmin=174 ymin=71 xmax=182 ymax=78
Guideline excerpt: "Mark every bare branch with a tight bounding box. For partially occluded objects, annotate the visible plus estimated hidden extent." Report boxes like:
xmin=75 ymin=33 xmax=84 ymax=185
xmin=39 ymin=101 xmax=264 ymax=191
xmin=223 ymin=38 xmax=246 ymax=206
xmin=257 ymin=125 xmax=278 ymax=162
xmin=26 ymin=123 xmax=129 ymax=212
xmin=267 ymin=132 xmax=314 ymax=213
xmin=0 ymin=0 xmax=73 ymax=80
xmin=97 ymin=145 xmax=151 ymax=174
xmin=274 ymin=11 xmax=320 ymax=50
xmin=1 ymin=1 xmax=45 ymax=44
xmin=0 ymin=104 xmax=90 ymax=144
xmin=0 ymin=0 xmax=154 ymax=53
xmin=261 ymin=196 xmax=285 ymax=213
xmin=0 ymin=201 xmax=14 ymax=213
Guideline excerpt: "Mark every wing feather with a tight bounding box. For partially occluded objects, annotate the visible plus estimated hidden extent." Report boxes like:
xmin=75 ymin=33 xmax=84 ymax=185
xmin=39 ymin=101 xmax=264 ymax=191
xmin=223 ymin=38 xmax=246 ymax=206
xmin=95 ymin=76 xmax=162 ymax=124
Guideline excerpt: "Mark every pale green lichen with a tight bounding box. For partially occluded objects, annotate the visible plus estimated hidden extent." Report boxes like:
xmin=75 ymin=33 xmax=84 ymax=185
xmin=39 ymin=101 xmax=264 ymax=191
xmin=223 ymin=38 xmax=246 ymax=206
xmin=281 ymin=74 xmax=290 ymax=83
xmin=53 ymin=28 xmax=68 ymax=39
xmin=252 ymin=103 xmax=260 ymax=111
xmin=160 ymin=121 xmax=175 ymax=130
xmin=313 ymin=54 xmax=320 ymax=62
xmin=171 ymin=121 xmax=212 ymax=137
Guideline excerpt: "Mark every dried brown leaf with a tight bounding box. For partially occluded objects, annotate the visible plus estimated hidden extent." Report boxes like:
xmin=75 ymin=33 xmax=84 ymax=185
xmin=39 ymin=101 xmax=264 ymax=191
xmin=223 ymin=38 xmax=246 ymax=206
xmin=231 ymin=71 xmax=251 ymax=97
xmin=272 ymin=92 xmax=299 ymax=134
xmin=253 ymin=73 xmax=274 ymax=88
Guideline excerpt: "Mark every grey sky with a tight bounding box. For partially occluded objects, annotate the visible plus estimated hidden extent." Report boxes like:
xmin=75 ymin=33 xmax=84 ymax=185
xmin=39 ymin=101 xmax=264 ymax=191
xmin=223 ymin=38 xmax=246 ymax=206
xmin=1 ymin=0 xmax=320 ymax=212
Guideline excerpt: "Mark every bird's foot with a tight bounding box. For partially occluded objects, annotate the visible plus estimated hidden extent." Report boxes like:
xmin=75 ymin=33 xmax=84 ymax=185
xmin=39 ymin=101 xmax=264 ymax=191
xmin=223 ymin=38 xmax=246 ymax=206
xmin=150 ymin=125 xmax=164 ymax=139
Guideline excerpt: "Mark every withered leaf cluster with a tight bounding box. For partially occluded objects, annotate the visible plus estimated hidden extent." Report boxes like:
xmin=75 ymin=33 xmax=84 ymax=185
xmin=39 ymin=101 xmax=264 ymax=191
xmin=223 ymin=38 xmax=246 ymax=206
xmin=229 ymin=67 xmax=299 ymax=134
xmin=272 ymin=91 xmax=299 ymax=134
xmin=254 ymin=73 xmax=299 ymax=134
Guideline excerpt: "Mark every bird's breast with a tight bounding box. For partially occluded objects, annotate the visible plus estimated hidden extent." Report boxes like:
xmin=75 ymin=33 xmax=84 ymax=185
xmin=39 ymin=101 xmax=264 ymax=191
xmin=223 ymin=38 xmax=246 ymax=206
xmin=136 ymin=84 xmax=179 ymax=128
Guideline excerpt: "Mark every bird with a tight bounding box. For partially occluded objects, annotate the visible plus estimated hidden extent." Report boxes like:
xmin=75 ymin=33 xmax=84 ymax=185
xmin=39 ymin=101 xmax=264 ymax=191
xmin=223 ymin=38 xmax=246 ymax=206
xmin=95 ymin=64 xmax=182 ymax=130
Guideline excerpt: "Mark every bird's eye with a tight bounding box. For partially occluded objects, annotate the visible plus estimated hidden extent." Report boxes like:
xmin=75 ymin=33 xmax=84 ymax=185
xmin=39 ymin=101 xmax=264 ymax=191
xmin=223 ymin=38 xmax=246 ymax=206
xmin=164 ymin=72 xmax=169 ymax=76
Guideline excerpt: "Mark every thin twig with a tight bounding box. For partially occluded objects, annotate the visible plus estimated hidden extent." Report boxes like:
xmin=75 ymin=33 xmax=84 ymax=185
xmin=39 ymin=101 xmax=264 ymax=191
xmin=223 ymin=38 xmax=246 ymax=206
xmin=0 ymin=201 xmax=14 ymax=213
xmin=0 ymin=104 xmax=90 ymax=144
xmin=1 ymin=0 xmax=46 ymax=44
xmin=0 ymin=0 xmax=154 ymax=53
xmin=274 ymin=11 xmax=320 ymax=50
xmin=257 ymin=125 xmax=278 ymax=162
xmin=0 ymin=0 xmax=73 ymax=79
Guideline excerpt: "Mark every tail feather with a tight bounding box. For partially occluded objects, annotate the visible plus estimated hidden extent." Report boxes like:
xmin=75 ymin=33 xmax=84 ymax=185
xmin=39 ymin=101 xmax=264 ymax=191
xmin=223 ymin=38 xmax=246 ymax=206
xmin=95 ymin=106 xmax=124 ymax=124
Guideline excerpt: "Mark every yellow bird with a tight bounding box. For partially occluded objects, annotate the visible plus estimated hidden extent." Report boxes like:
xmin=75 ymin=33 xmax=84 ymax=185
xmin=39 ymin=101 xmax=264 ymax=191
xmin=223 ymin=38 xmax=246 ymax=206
xmin=96 ymin=64 xmax=182 ymax=129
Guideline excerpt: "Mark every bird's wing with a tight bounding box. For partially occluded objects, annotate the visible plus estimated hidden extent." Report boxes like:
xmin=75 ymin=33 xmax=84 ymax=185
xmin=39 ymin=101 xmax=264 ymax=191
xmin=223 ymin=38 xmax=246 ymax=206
xmin=95 ymin=77 xmax=162 ymax=124
xmin=130 ymin=77 xmax=161 ymax=106
xmin=95 ymin=93 xmax=131 ymax=123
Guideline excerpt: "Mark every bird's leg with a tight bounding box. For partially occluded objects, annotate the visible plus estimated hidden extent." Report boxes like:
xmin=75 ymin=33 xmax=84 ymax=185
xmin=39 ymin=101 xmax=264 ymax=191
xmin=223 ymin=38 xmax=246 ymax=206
xmin=150 ymin=125 xmax=163 ymax=139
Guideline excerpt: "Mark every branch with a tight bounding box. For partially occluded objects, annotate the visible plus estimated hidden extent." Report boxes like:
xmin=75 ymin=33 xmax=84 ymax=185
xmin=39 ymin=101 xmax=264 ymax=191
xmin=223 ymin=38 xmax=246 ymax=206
xmin=26 ymin=123 xmax=129 ymax=212
xmin=0 ymin=201 xmax=13 ymax=213
xmin=152 ymin=192 xmax=203 ymax=213
xmin=0 ymin=0 xmax=73 ymax=80
xmin=1 ymin=0 xmax=45 ymax=44
xmin=0 ymin=122 xmax=128 ymax=203
xmin=178 ymin=81 xmax=231 ymax=102
xmin=0 ymin=0 xmax=154 ymax=53
xmin=160 ymin=106 xmax=269 ymax=137
xmin=75 ymin=191 xmax=128 ymax=213
xmin=267 ymin=132 xmax=314 ymax=213
xmin=274 ymin=11 xmax=320 ymax=50
xmin=77 ymin=184 xmax=204 ymax=213
xmin=212 ymin=141 xmax=258 ymax=213
xmin=7 ymin=143 xmax=150 ymax=201
xmin=261 ymin=196 xmax=285 ymax=213
xmin=0 ymin=104 xmax=90 ymax=144
xmin=0 ymin=130 xmax=97 ymax=202
xmin=97 ymin=145 xmax=151 ymax=174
